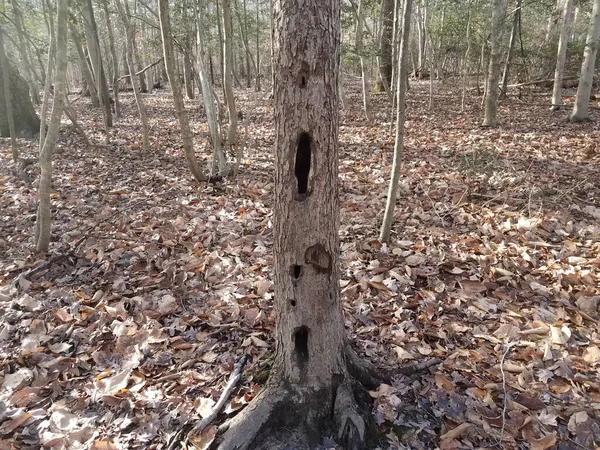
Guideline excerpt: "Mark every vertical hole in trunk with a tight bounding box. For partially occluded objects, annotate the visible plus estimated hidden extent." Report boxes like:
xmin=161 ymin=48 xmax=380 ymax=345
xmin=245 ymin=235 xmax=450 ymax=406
xmin=294 ymin=326 xmax=309 ymax=362
xmin=295 ymin=133 xmax=311 ymax=199
xmin=292 ymin=265 xmax=302 ymax=279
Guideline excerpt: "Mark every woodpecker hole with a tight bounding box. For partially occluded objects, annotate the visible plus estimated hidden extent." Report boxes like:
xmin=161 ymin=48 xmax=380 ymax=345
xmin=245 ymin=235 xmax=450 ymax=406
xmin=295 ymin=133 xmax=311 ymax=199
xmin=300 ymin=76 xmax=306 ymax=87
xmin=290 ymin=299 xmax=296 ymax=307
xmin=292 ymin=264 xmax=303 ymax=279
xmin=294 ymin=326 xmax=309 ymax=362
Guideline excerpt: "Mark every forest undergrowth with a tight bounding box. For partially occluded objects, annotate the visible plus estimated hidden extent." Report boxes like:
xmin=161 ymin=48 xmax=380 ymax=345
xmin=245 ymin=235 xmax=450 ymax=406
xmin=0 ymin=80 xmax=599 ymax=449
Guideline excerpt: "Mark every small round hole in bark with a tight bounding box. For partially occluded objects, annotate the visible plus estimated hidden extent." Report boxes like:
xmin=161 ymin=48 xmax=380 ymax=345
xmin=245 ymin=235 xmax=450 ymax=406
xmin=290 ymin=299 xmax=296 ymax=306
xmin=294 ymin=133 xmax=312 ymax=199
xmin=294 ymin=326 xmax=309 ymax=361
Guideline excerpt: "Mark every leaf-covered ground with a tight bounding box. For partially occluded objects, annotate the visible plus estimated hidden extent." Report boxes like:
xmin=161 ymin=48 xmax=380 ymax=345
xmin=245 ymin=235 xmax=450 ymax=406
xmin=1 ymin=81 xmax=599 ymax=450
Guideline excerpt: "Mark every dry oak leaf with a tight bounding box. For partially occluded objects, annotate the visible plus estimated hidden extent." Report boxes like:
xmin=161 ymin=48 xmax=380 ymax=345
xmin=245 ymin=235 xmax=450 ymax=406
xmin=90 ymin=441 xmax=118 ymax=450
xmin=440 ymin=422 xmax=472 ymax=440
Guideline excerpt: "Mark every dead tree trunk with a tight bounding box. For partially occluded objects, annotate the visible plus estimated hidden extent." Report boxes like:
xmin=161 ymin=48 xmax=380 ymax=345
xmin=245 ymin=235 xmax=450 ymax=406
xmin=217 ymin=0 xmax=371 ymax=447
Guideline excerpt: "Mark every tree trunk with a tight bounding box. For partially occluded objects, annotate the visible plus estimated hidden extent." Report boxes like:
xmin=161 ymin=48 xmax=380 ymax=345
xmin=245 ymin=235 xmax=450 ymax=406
xmin=196 ymin=0 xmax=226 ymax=176
xmin=461 ymin=4 xmax=472 ymax=112
xmin=552 ymin=0 xmax=574 ymax=109
xmin=482 ymin=0 xmax=504 ymax=127
xmin=81 ymin=0 xmax=113 ymax=128
xmin=570 ymin=0 xmax=600 ymax=122
xmin=500 ymin=0 xmax=521 ymax=98
xmin=375 ymin=0 xmax=394 ymax=93
xmin=70 ymin=22 xmax=100 ymax=106
xmin=0 ymin=29 xmax=18 ymax=162
xmin=115 ymin=0 xmax=150 ymax=152
xmin=218 ymin=0 xmax=369 ymax=447
xmin=36 ymin=0 xmax=68 ymax=252
xmin=102 ymin=0 xmax=121 ymax=117
xmin=356 ymin=0 xmax=373 ymax=122
xmin=380 ymin=0 xmax=412 ymax=243
xmin=222 ymin=0 xmax=238 ymax=151
xmin=10 ymin=0 xmax=40 ymax=104
xmin=0 ymin=38 xmax=40 ymax=138
xmin=256 ymin=0 xmax=261 ymax=91
xmin=159 ymin=0 xmax=207 ymax=182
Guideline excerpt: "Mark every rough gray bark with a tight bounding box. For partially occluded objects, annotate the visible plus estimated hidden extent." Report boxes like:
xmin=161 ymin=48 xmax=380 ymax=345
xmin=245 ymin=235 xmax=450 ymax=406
xmin=570 ymin=0 xmax=600 ymax=122
xmin=380 ymin=0 xmax=412 ymax=243
xmin=217 ymin=0 xmax=369 ymax=448
xmin=36 ymin=0 xmax=68 ymax=252
xmin=375 ymin=0 xmax=394 ymax=92
xmin=159 ymin=0 xmax=207 ymax=182
xmin=0 ymin=28 xmax=18 ymax=161
xmin=0 ymin=39 xmax=40 ymax=138
xmin=500 ymin=0 xmax=521 ymax=97
xmin=482 ymin=0 xmax=505 ymax=127
xmin=551 ymin=0 xmax=574 ymax=109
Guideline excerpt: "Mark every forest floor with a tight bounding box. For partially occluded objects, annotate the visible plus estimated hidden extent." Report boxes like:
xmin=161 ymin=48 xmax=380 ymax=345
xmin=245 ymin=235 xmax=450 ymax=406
xmin=0 ymin=80 xmax=599 ymax=450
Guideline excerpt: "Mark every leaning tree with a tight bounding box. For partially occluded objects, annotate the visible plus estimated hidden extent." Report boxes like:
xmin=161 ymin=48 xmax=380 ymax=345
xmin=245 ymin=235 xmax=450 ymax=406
xmin=217 ymin=0 xmax=375 ymax=448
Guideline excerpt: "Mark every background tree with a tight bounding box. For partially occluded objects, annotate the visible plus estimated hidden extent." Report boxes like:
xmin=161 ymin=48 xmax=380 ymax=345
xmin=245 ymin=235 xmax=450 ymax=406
xmin=570 ymin=0 xmax=600 ymax=122
xmin=482 ymin=0 xmax=505 ymax=127
xmin=0 ymin=27 xmax=18 ymax=162
xmin=551 ymin=0 xmax=575 ymax=110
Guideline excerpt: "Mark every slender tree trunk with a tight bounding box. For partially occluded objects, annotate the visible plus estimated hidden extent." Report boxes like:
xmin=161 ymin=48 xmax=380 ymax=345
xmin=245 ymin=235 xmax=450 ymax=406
xmin=70 ymin=23 xmax=100 ymax=105
xmin=269 ymin=0 xmax=275 ymax=94
xmin=102 ymin=0 xmax=121 ymax=117
xmin=159 ymin=0 xmax=207 ymax=182
xmin=234 ymin=0 xmax=257 ymax=88
xmin=36 ymin=0 xmax=68 ymax=252
xmin=40 ymin=2 xmax=56 ymax=152
xmin=375 ymin=0 xmax=394 ymax=93
xmin=196 ymin=0 xmax=226 ymax=175
xmin=0 ymin=29 xmax=18 ymax=162
xmin=570 ymin=0 xmax=600 ymax=122
xmin=115 ymin=0 xmax=150 ymax=152
xmin=356 ymin=0 xmax=373 ymax=122
xmin=461 ymin=4 xmax=472 ymax=112
xmin=256 ymin=0 xmax=261 ymax=91
xmin=500 ymin=0 xmax=520 ymax=98
xmin=552 ymin=0 xmax=574 ymax=109
xmin=81 ymin=0 xmax=113 ymax=128
xmin=482 ymin=0 xmax=505 ymax=127
xmin=380 ymin=0 xmax=413 ymax=243
xmin=216 ymin=0 xmax=225 ymax=90
xmin=222 ymin=0 xmax=238 ymax=151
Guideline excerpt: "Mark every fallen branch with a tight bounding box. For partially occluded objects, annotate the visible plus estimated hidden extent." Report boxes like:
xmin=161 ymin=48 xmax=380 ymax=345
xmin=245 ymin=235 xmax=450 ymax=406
xmin=510 ymin=101 xmax=600 ymax=111
xmin=167 ymin=351 xmax=249 ymax=450
xmin=507 ymin=76 xmax=578 ymax=88
xmin=117 ymin=57 xmax=164 ymax=82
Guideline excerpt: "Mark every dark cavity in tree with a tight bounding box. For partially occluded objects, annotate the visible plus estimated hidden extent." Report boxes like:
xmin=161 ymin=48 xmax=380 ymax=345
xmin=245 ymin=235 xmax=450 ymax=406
xmin=295 ymin=132 xmax=311 ymax=198
xmin=292 ymin=264 xmax=303 ymax=279
xmin=290 ymin=299 xmax=296 ymax=306
xmin=294 ymin=326 xmax=309 ymax=362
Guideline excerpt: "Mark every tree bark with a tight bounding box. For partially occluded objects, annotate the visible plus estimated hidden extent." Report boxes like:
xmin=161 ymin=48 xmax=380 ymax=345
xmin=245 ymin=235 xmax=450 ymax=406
xmin=102 ymin=0 xmax=121 ymax=117
xmin=461 ymin=3 xmax=472 ymax=112
xmin=115 ymin=0 xmax=150 ymax=152
xmin=222 ymin=0 xmax=238 ymax=151
xmin=218 ymin=0 xmax=369 ymax=447
xmin=256 ymin=0 xmax=261 ymax=91
xmin=356 ymin=0 xmax=373 ymax=122
xmin=10 ymin=0 xmax=41 ymax=104
xmin=375 ymin=0 xmax=394 ymax=93
xmin=570 ymin=0 xmax=600 ymax=122
xmin=81 ymin=0 xmax=113 ymax=128
xmin=380 ymin=0 xmax=413 ymax=243
xmin=0 ymin=28 xmax=18 ymax=162
xmin=0 ymin=37 xmax=40 ymax=138
xmin=36 ymin=0 xmax=68 ymax=252
xmin=482 ymin=0 xmax=505 ymax=127
xmin=158 ymin=0 xmax=207 ymax=182
xmin=500 ymin=0 xmax=521 ymax=98
xmin=70 ymin=22 xmax=100 ymax=106
xmin=551 ymin=0 xmax=574 ymax=109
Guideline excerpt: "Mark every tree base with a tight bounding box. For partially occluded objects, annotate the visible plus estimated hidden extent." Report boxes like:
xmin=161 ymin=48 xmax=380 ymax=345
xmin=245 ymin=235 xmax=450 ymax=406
xmin=569 ymin=115 xmax=591 ymax=123
xmin=217 ymin=377 xmax=371 ymax=450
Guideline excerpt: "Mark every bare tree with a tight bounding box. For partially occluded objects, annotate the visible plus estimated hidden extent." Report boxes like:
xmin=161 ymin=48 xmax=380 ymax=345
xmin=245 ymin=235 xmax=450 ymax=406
xmin=570 ymin=0 xmax=600 ymax=122
xmin=356 ymin=0 xmax=373 ymax=122
xmin=222 ymin=0 xmax=238 ymax=155
xmin=482 ymin=0 xmax=505 ymax=127
xmin=500 ymin=0 xmax=521 ymax=97
xmin=380 ymin=0 xmax=413 ymax=243
xmin=0 ymin=28 xmax=18 ymax=162
xmin=158 ymin=0 xmax=207 ymax=182
xmin=36 ymin=0 xmax=69 ymax=252
xmin=551 ymin=0 xmax=574 ymax=110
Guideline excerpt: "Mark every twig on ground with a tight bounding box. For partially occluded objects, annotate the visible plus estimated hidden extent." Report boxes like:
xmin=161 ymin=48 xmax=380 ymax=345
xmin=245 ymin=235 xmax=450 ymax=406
xmin=396 ymin=358 xmax=442 ymax=376
xmin=166 ymin=351 xmax=249 ymax=450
